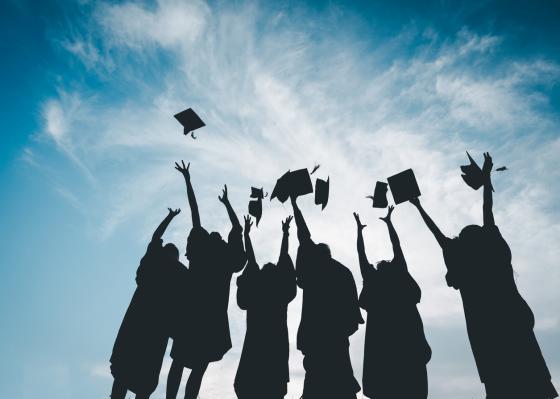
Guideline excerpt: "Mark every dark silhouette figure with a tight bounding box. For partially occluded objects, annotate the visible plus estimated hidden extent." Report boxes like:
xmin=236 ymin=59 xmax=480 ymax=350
xmin=411 ymin=152 xmax=558 ymax=399
xmin=234 ymin=215 xmax=297 ymax=398
xmin=353 ymin=207 xmax=431 ymax=399
xmin=167 ymin=161 xmax=247 ymax=399
xmin=110 ymin=208 xmax=187 ymax=399
xmin=289 ymin=196 xmax=364 ymax=399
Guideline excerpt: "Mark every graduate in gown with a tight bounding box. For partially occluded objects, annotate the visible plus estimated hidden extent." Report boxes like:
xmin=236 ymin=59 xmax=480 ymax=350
xmin=234 ymin=215 xmax=297 ymax=399
xmin=167 ymin=161 xmax=246 ymax=399
xmin=411 ymin=152 xmax=557 ymax=399
xmin=289 ymin=196 xmax=363 ymax=399
xmin=110 ymin=208 xmax=187 ymax=399
xmin=354 ymin=207 xmax=431 ymax=399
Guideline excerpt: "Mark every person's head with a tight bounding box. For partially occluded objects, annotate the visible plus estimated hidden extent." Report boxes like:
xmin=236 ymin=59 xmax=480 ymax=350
xmin=376 ymin=260 xmax=391 ymax=272
xmin=458 ymin=224 xmax=484 ymax=248
xmin=163 ymin=243 xmax=180 ymax=260
xmin=209 ymin=231 xmax=225 ymax=246
xmin=316 ymin=243 xmax=331 ymax=262
xmin=186 ymin=227 xmax=210 ymax=261
xmin=261 ymin=262 xmax=276 ymax=272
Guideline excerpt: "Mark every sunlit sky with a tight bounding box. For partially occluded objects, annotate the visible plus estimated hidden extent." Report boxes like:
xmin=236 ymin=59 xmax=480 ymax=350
xmin=1 ymin=0 xmax=559 ymax=398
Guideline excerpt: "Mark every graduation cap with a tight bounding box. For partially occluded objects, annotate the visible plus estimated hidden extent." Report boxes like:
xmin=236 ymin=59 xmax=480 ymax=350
xmin=248 ymin=199 xmax=262 ymax=227
xmin=387 ymin=169 xmax=421 ymax=204
xmin=460 ymin=151 xmax=494 ymax=191
xmin=367 ymin=181 xmax=388 ymax=208
xmin=250 ymin=187 xmax=268 ymax=199
xmin=174 ymin=108 xmax=206 ymax=139
xmin=270 ymin=169 xmax=313 ymax=203
xmin=314 ymin=177 xmax=329 ymax=210
xmin=460 ymin=151 xmax=484 ymax=190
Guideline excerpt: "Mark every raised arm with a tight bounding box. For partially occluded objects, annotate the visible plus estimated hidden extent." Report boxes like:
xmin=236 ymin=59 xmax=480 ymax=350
xmin=353 ymin=212 xmax=373 ymax=279
xmin=410 ymin=197 xmax=448 ymax=248
xmin=482 ymin=152 xmax=495 ymax=227
xmin=175 ymin=160 xmax=201 ymax=229
xmin=279 ymin=215 xmax=293 ymax=261
xmin=219 ymin=185 xmax=242 ymax=232
xmin=379 ymin=206 xmax=406 ymax=267
xmin=290 ymin=196 xmax=313 ymax=245
xmin=243 ymin=215 xmax=258 ymax=270
xmin=221 ymin=186 xmax=247 ymax=272
xmin=152 ymin=208 xmax=181 ymax=241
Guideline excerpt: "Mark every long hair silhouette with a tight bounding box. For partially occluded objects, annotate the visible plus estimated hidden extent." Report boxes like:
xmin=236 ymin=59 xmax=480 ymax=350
xmin=234 ymin=215 xmax=297 ymax=398
xmin=110 ymin=208 xmax=187 ymax=399
xmin=411 ymin=152 xmax=558 ymax=399
xmin=167 ymin=161 xmax=246 ymax=399
xmin=354 ymin=207 xmax=431 ymax=399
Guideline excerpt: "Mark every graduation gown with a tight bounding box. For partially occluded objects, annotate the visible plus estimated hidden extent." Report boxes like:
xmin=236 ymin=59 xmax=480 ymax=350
xmin=296 ymin=241 xmax=364 ymax=398
xmin=443 ymin=225 xmax=557 ymax=398
xmin=234 ymin=252 xmax=297 ymax=398
xmin=171 ymin=226 xmax=246 ymax=367
xmin=110 ymin=238 xmax=187 ymax=394
xmin=359 ymin=260 xmax=431 ymax=399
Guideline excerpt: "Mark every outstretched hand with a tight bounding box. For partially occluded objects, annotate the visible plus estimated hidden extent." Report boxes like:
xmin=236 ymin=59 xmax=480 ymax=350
xmin=282 ymin=215 xmax=293 ymax=233
xmin=379 ymin=205 xmax=394 ymax=223
xmin=244 ymin=215 xmax=253 ymax=234
xmin=482 ymin=152 xmax=493 ymax=176
xmin=174 ymin=160 xmax=190 ymax=179
xmin=218 ymin=185 xmax=229 ymax=204
xmin=353 ymin=212 xmax=367 ymax=231
xmin=168 ymin=207 xmax=181 ymax=217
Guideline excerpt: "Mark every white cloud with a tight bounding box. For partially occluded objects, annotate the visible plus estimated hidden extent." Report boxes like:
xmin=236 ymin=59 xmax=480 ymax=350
xmin=97 ymin=0 xmax=210 ymax=50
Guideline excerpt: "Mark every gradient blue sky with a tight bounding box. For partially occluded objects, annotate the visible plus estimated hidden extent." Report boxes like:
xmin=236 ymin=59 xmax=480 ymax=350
xmin=1 ymin=0 xmax=559 ymax=398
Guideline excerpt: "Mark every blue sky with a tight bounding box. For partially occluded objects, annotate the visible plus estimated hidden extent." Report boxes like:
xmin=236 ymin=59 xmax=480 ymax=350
xmin=1 ymin=0 xmax=559 ymax=398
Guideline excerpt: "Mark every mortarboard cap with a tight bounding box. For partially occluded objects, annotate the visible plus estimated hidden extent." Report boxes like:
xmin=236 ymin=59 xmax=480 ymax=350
xmin=271 ymin=168 xmax=313 ymax=203
xmin=248 ymin=199 xmax=262 ymax=227
xmin=367 ymin=181 xmax=388 ymax=208
xmin=250 ymin=187 xmax=267 ymax=199
xmin=387 ymin=169 xmax=421 ymax=204
xmin=460 ymin=151 xmax=494 ymax=191
xmin=460 ymin=151 xmax=484 ymax=190
xmin=174 ymin=108 xmax=206 ymax=139
xmin=314 ymin=177 xmax=329 ymax=210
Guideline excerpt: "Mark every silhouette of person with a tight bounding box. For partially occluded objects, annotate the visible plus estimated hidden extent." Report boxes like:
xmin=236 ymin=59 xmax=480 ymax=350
xmin=410 ymin=152 xmax=558 ymax=399
xmin=234 ymin=215 xmax=297 ymax=399
xmin=110 ymin=208 xmax=187 ymax=399
xmin=353 ymin=207 xmax=431 ymax=399
xmin=167 ymin=161 xmax=247 ymax=399
xmin=289 ymin=196 xmax=364 ymax=399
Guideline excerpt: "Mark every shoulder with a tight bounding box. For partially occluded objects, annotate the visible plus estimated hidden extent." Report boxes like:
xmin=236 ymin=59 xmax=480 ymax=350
xmin=332 ymin=260 xmax=355 ymax=282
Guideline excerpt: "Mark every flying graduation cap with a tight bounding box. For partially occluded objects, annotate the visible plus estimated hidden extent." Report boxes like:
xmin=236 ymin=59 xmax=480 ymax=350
xmin=314 ymin=177 xmax=329 ymax=210
xmin=251 ymin=187 xmax=268 ymax=199
xmin=248 ymin=199 xmax=262 ymax=226
xmin=460 ymin=151 xmax=494 ymax=191
xmin=174 ymin=108 xmax=206 ymax=139
xmin=367 ymin=181 xmax=388 ymax=208
xmin=460 ymin=151 xmax=484 ymax=190
xmin=248 ymin=187 xmax=267 ymax=226
xmin=387 ymin=169 xmax=421 ymax=204
xmin=270 ymin=169 xmax=313 ymax=203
